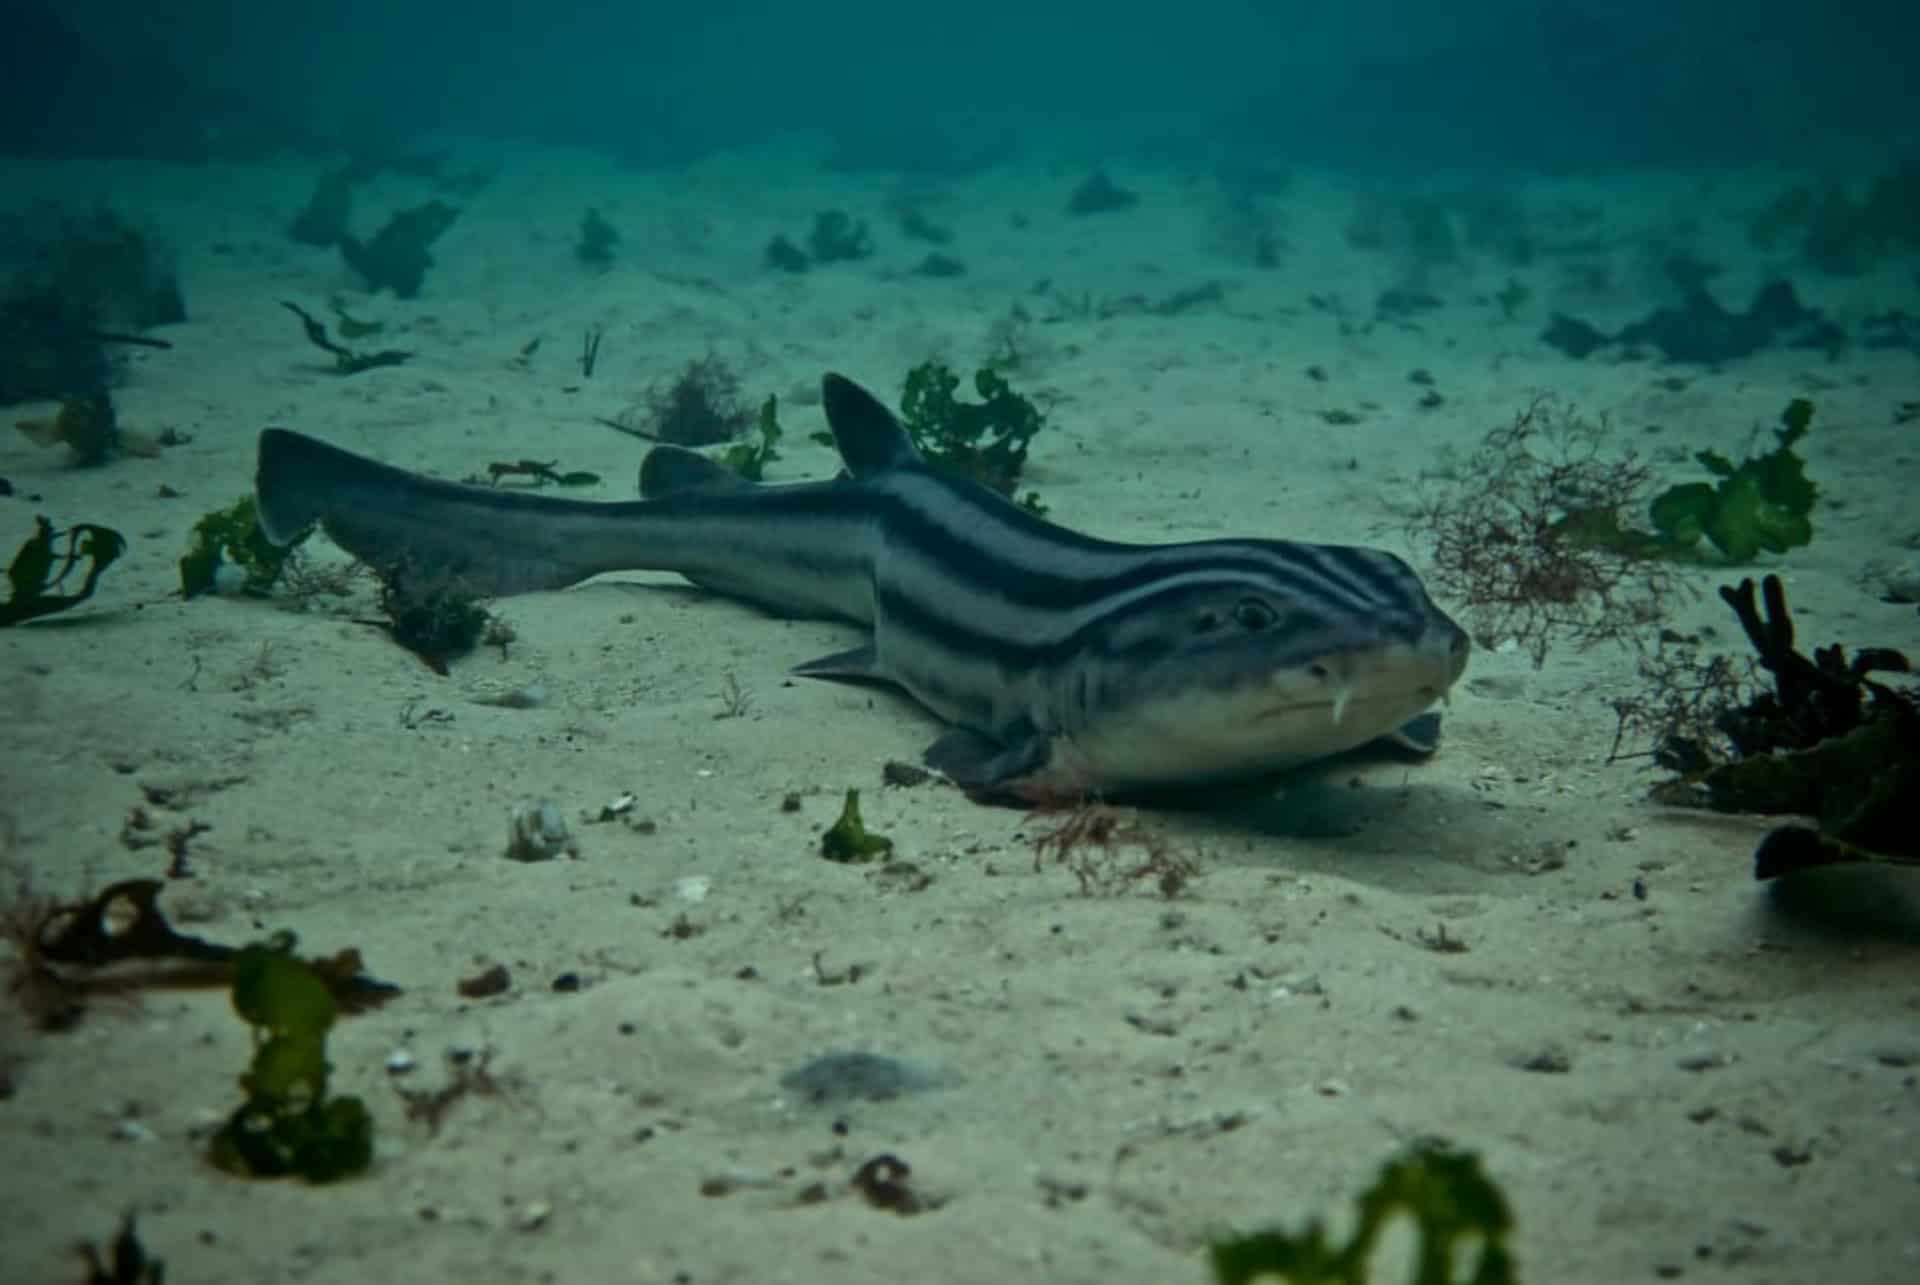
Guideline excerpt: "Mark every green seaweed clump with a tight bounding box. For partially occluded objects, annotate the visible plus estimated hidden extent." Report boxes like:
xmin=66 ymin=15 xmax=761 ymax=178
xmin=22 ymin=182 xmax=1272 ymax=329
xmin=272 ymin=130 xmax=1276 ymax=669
xmin=1 ymin=515 xmax=125 ymax=626
xmin=717 ymin=396 xmax=783 ymax=481
xmin=1646 ymin=399 xmax=1817 ymax=561
xmin=899 ymin=361 xmax=1048 ymax=513
xmin=180 ymin=495 xmax=309 ymax=598
xmin=576 ymin=208 xmax=620 ymax=267
xmin=820 ymin=788 xmax=893 ymax=863
xmin=340 ymin=200 xmax=460 ymax=299
xmin=208 ymin=934 xmax=374 ymax=1183
xmin=1210 ymin=1141 xmax=1516 ymax=1285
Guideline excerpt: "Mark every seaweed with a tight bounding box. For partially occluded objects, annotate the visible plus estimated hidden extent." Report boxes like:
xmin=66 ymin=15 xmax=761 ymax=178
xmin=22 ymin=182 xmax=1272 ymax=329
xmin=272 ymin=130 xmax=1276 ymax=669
xmin=716 ymin=396 xmax=782 ymax=481
xmin=1644 ymin=399 xmax=1818 ymax=561
xmin=280 ymin=300 xmax=410 ymax=375
xmin=897 ymin=361 xmax=1048 ymax=513
xmin=1067 ymin=171 xmax=1138 ymax=215
xmin=14 ymin=390 xmax=145 ymax=465
xmin=576 ymin=208 xmax=619 ymax=266
xmin=31 ymin=208 xmax=185 ymax=330
xmin=207 ymin=934 xmax=375 ymax=1183
xmin=1027 ymin=803 xmax=1198 ymax=899
xmin=339 ymin=199 xmax=459 ymax=299
xmin=1412 ymin=397 xmax=1679 ymax=666
xmin=77 ymin=1212 xmax=163 ymax=1285
xmin=1419 ymin=397 xmax=1824 ymax=666
xmin=3 ymin=870 xmax=398 ymax=1033
xmin=764 ymin=234 xmax=809 ymax=273
xmin=377 ymin=571 xmax=491 ymax=675
xmin=179 ymin=495 xmax=310 ymax=599
xmin=1209 ymin=1140 xmax=1516 ymax=1284
xmin=288 ymin=167 xmax=355 ymax=248
xmin=328 ymin=299 xmax=383 ymax=339
xmin=820 ymin=789 xmax=893 ymax=863
xmin=894 ymin=207 xmax=952 ymax=245
xmin=0 ymin=208 xmax=181 ymax=406
xmin=1748 ymin=161 xmax=1920 ymax=275
xmin=912 ymin=253 xmax=966 ymax=278
xmin=1543 ymin=280 xmax=1840 ymax=365
xmin=1649 ymin=575 xmax=1919 ymax=878
xmin=641 ymin=355 xmax=753 ymax=446
xmin=805 ymin=210 xmax=872 ymax=264
xmin=0 ymin=515 xmax=125 ymax=626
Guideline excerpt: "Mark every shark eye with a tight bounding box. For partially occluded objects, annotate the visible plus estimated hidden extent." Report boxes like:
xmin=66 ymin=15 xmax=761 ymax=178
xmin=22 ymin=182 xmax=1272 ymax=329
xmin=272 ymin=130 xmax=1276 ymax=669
xmin=1232 ymin=598 xmax=1277 ymax=631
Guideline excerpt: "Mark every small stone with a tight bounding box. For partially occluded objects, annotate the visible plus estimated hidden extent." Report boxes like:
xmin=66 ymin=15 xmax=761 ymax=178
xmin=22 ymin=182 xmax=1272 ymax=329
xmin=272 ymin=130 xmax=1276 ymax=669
xmin=519 ymin=1200 xmax=551 ymax=1231
xmin=506 ymin=800 xmax=577 ymax=861
xmin=386 ymin=1049 xmax=417 ymax=1075
xmin=592 ymin=793 xmax=636 ymax=822
xmin=1514 ymin=1045 xmax=1572 ymax=1073
xmin=457 ymin=962 xmax=512 ymax=999
xmin=111 ymin=1119 xmax=155 ymax=1143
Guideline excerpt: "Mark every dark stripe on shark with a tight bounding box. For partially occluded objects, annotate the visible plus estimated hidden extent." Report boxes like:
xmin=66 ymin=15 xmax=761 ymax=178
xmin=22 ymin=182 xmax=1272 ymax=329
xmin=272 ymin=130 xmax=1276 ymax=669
xmin=636 ymin=458 xmax=1424 ymax=625
xmin=867 ymin=474 xmax=1423 ymax=616
xmin=873 ymin=578 xmax=1365 ymax=678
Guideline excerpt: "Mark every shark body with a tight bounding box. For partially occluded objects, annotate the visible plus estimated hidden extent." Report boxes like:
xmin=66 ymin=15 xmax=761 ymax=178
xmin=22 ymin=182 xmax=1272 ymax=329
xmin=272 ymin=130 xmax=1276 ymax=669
xmin=254 ymin=373 xmax=1470 ymax=802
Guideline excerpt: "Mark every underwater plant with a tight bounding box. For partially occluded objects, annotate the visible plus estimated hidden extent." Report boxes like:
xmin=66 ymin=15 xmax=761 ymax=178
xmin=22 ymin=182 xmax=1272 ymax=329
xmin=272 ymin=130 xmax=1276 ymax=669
xmin=820 ymin=789 xmax=893 ymax=863
xmin=0 ymin=207 xmax=182 ymax=406
xmin=339 ymin=200 xmax=459 ymax=298
xmin=805 ymin=210 xmax=872 ymax=263
xmin=280 ymin=300 xmax=411 ymax=375
xmin=643 ymin=355 xmax=754 ymax=446
xmin=179 ymin=495 xmax=310 ymax=598
xmin=1209 ymin=1140 xmax=1516 ymax=1284
xmin=894 ymin=360 xmax=1048 ymax=513
xmin=576 ymin=208 xmax=620 ymax=266
xmin=1416 ymin=398 xmax=1820 ymax=665
xmin=13 ymin=391 xmax=130 ymax=465
xmin=288 ymin=167 xmax=355 ymax=247
xmin=1646 ymin=575 xmax=1919 ymax=879
xmin=1413 ymin=397 xmax=1678 ymax=666
xmin=1642 ymin=398 xmax=1817 ymax=561
xmin=0 ymin=515 xmax=125 ymax=626
xmin=207 ymin=934 xmax=375 ymax=1183
xmin=716 ymin=395 xmax=783 ymax=481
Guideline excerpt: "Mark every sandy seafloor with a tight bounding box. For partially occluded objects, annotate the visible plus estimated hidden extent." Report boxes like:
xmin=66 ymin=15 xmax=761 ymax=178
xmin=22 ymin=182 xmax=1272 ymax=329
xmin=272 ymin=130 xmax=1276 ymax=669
xmin=1 ymin=140 xmax=1917 ymax=1284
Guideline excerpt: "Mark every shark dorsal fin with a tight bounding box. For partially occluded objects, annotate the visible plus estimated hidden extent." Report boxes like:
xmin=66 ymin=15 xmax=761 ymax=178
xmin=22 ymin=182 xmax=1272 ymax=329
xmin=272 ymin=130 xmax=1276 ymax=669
xmin=822 ymin=372 xmax=921 ymax=477
xmin=640 ymin=445 xmax=753 ymax=497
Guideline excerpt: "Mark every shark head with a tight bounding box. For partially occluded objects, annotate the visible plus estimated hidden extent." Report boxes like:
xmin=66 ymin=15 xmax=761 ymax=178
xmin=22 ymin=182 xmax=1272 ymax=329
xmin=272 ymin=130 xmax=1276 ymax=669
xmin=1013 ymin=543 xmax=1471 ymax=799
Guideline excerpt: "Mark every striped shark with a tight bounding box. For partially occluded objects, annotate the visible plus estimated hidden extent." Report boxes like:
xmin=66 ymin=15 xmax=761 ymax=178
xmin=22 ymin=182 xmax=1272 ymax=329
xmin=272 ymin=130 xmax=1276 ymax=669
xmin=254 ymin=373 xmax=1470 ymax=803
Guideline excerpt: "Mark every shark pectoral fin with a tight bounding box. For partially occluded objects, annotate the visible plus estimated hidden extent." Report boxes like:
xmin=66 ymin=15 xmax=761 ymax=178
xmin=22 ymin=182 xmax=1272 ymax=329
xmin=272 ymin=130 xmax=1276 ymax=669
xmin=922 ymin=726 xmax=1053 ymax=796
xmin=1379 ymin=711 xmax=1444 ymax=756
xmin=639 ymin=446 xmax=754 ymax=498
xmin=791 ymin=644 xmax=886 ymax=682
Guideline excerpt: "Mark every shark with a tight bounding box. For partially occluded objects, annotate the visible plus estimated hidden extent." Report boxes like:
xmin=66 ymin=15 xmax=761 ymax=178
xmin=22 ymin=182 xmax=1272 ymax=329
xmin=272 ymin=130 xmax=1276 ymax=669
xmin=253 ymin=372 xmax=1470 ymax=803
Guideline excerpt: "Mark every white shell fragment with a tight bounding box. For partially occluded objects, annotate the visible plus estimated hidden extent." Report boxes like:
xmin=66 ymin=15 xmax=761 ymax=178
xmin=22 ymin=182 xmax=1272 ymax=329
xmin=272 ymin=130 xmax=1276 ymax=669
xmin=505 ymin=800 xmax=578 ymax=861
xmin=590 ymin=792 xmax=636 ymax=822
